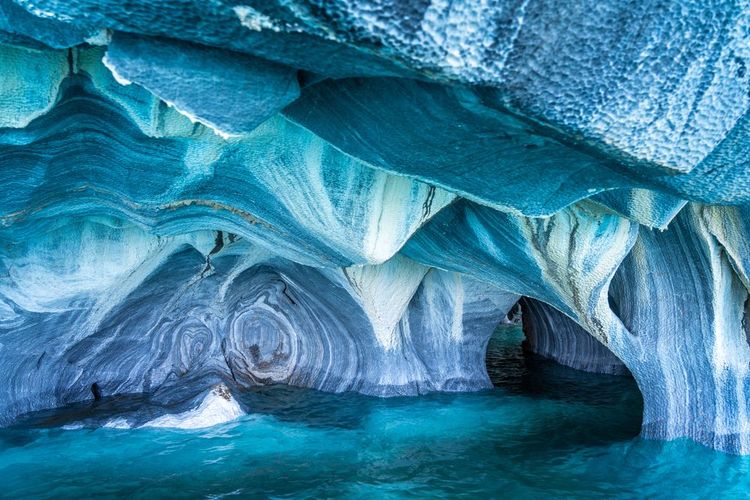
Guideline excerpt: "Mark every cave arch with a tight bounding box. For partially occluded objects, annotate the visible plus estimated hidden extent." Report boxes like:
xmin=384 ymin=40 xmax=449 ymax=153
xmin=519 ymin=297 xmax=630 ymax=376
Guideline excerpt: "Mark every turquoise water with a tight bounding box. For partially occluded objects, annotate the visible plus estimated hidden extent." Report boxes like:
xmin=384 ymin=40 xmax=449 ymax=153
xmin=2 ymin=326 xmax=749 ymax=498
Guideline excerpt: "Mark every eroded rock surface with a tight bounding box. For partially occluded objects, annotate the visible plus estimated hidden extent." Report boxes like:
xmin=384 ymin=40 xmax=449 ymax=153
xmin=0 ymin=0 xmax=750 ymax=454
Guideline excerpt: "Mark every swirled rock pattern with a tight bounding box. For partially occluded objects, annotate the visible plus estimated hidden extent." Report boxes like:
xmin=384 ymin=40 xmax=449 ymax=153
xmin=520 ymin=298 xmax=628 ymax=376
xmin=0 ymin=50 xmax=453 ymax=266
xmin=0 ymin=218 xmax=516 ymax=424
xmin=0 ymin=0 xmax=749 ymax=454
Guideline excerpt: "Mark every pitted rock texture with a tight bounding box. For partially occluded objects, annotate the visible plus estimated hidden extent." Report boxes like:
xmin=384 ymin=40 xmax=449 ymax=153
xmin=0 ymin=0 xmax=750 ymax=454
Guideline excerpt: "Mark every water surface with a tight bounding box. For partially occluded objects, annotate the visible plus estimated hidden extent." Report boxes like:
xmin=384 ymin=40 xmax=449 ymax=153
xmin=1 ymin=326 xmax=747 ymax=498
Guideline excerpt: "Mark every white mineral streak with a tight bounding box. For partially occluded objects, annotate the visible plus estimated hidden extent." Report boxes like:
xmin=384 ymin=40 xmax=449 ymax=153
xmin=142 ymin=385 xmax=244 ymax=430
xmin=101 ymin=53 xmax=133 ymax=86
xmin=340 ymin=255 xmax=428 ymax=350
xmin=233 ymin=6 xmax=281 ymax=32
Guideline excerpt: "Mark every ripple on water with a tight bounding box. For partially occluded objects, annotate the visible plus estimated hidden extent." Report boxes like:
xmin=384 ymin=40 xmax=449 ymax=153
xmin=0 ymin=325 xmax=748 ymax=498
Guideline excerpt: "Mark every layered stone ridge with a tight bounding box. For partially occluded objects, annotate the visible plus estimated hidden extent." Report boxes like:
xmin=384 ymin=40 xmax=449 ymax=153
xmin=0 ymin=220 xmax=517 ymax=425
xmin=0 ymin=0 xmax=749 ymax=453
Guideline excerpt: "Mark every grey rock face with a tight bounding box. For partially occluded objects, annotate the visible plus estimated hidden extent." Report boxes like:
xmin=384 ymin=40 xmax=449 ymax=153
xmin=0 ymin=219 xmax=516 ymax=424
xmin=1 ymin=0 xmax=750 ymax=454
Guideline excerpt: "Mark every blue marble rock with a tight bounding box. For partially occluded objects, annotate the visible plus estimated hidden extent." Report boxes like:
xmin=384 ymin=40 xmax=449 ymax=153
xmin=520 ymin=298 xmax=629 ymax=376
xmin=0 ymin=218 xmax=517 ymax=424
xmin=285 ymin=77 xmax=750 ymax=218
xmin=606 ymin=205 xmax=750 ymax=454
xmin=403 ymin=199 xmax=750 ymax=453
xmin=0 ymin=51 xmax=454 ymax=267
xmin=0 ymin=0 xmax=749 ymax=456
xmin=105 ymin=32 xmax=300 ymax=136
xmin=0 ymin=42 xmax=68 ymax=128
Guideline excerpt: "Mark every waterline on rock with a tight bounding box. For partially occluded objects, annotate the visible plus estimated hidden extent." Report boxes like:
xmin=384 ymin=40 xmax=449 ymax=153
xmin=10 ymin=327 xmax=746 ymax=498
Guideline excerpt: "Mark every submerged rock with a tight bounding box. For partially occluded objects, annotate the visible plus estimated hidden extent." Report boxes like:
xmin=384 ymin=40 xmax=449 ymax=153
xmin=142 ymin=384 xmax=245 ymax=430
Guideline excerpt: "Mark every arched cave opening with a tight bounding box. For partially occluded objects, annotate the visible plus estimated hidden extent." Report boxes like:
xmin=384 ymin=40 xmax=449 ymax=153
xmin=484 ymin=297 xmax=644 ymax=446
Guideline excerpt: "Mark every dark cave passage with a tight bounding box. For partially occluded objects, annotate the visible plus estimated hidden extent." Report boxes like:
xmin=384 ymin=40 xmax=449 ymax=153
xmin=484 ymin=305 xmax=643 ymax=445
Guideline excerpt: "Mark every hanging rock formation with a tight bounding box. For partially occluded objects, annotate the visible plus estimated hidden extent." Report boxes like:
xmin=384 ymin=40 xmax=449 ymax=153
xmin=0 ymin=217 xmax=516 ymax=424
xmin=0 ymin=0 xmax=749 ymax=452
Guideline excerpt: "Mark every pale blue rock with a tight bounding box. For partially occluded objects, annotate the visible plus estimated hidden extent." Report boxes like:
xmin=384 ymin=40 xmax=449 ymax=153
xmin=0 ymin=54 xmax=453 ymax=267
xmin=285 ymin=77 xmax=750 ymax=217
xmin=403 ymin=198 xmax=638 ymax=345
xmin=520 ymin=298 xmax=629 ymax=376
xmin=405 ymin=199 xmax=750 ymax=453
xmin=607 ymin=205 xmax=750 ymax=454
xmin=0 ymin=218 xmax=517 ymax=424
xmin=0 ymin=0 xmax=749 ymax=457
xmin=0 ymin=42 xmax=68 ymax=128
xmin=105 ymin=32 xmax=300 ymax=136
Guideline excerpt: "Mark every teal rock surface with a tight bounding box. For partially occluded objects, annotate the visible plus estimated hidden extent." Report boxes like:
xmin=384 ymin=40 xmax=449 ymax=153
xmin=0 ymin=0 xmax=749 ymax=457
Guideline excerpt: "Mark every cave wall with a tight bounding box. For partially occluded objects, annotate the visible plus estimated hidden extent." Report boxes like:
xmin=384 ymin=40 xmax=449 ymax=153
xmin=0 ymin=218 xmax=517 ymax=423
xmin=607 ymin=205 xmax=750 ymax=453
xmin=519 ymin=298 xmax=629 ymax=376
xmin=0 ymin=0 xmax=749 ymax=453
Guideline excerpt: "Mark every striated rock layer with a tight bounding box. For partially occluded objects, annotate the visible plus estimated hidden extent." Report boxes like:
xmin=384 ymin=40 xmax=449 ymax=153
xmin=0 ymin=217 xmax=516 ymax=424
xmin=0 ymin=0 xmax=750 ymax=453
xmin=520 ymin=298 xmax=629 ymax=377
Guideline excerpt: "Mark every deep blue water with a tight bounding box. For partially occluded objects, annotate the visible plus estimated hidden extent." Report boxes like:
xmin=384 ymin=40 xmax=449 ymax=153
xmin=1 ymin=326 xmax=749 ymax=498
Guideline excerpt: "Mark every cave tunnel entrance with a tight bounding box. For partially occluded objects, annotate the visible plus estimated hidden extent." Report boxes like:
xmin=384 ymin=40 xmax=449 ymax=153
xmin=484 ymin=297 xmax=644 ymax=447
